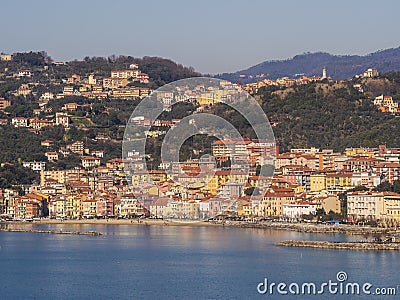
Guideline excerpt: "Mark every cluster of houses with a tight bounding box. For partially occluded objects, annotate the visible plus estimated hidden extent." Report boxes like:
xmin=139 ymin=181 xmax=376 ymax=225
xmin=1 ymin=56 xmax=399 ymax=224
xmin=19 ymin=139 xmax=106 ymax=172
xmin=373 ymin=94 xmax=400 ymax=114
xmin=53 ymin=66 xmax=150 ymax=100
xmin=4 ymin=112 xmax=70 ymax=132
xmin=243 ymin=67 xmax=335 ymax=94
xmin=2 ymin=142 xmax=400 ymax=224
xmin=243 ymin=75 xmax=325 ymax=94
xmin=0 ymin=59 xmax=151 ymax=130
xmin=354 ymin=67 xmax=379 ymax=79
xmin=244 ymin=67 xmax=379 ymax=94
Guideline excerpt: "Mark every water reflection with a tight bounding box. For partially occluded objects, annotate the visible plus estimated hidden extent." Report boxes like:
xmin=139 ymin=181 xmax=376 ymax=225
xmin=0 ymin=224 xmax=399 ymax=299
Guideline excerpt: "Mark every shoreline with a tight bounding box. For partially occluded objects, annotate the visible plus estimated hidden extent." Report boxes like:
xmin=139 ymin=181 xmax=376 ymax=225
xmin=1 ymin=219 xmax=392 ymax=235
xmin=0 ymin=219 xmax=218 ymax=228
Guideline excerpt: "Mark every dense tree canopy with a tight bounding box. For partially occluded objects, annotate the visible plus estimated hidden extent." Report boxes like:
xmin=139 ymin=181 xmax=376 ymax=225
xmin=0 ymin=164 xmax=39 ymax=189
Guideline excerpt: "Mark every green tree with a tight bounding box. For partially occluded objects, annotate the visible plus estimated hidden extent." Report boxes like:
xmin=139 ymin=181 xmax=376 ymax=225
xmin=244 ymin=187 xmax=260 ymax=196
xmin=373 ymin=181 xmax=393 ymax=192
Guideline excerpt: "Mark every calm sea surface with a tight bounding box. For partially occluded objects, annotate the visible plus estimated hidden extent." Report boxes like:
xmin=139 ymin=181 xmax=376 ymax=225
xmin=0 ymin=224 xmax=399 ymax=299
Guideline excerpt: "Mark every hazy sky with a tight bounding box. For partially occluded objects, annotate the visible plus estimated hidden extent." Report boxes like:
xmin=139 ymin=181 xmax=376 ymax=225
xmin=1 ymin=0 xmax=400 ymax=74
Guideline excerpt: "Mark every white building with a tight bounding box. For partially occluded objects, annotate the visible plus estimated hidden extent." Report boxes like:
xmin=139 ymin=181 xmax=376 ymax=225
xmin=149 ymin=197 xmax=169 ymax=218
xmin=45 ymin=152 xmax=59 ymax=162
xmin=363 ymin=68 xmax=379 ymax=78
xmin=283 ymin=201 xmax=317 ymax=219
xmin=91 ymin=150 xmax=104 ymax=158
xmin=18 ymin=70 xmax=33 ymax=77
xmin=352 ymin=172 xmax=380 ymax=188
xmin=129 ymin=63 xmax=139 ymax=70
xmin=81 ymin=157 xmax=101 ymax=169
xmin=322 ymin=67 xmax=327 ymax=79
xmin=290 ymin=147 xmax=320 ymax=155
xmin=88 ymin=74 xmax=97 ymax=85
xmin=23 ymin=161 xmax=46 ymax=171
xmin=55 ymin=112 xmax=69 ymax=127
xmin=347 ymin=192 xmax=384 ymax=221
xmin=199 ymin=199 xmax=211 ymax=219
xmin=40 ymin=92 xmax=54 ymax=101
xmin=219 ymin=183 xmax=243 ymax=199
xmin=11 ymin=117 xmax=28 ymax=127
xmin=83 ymin=199 xmax=97 ymax=217
xmin=119 ymin=194 xmax=140 ymax=217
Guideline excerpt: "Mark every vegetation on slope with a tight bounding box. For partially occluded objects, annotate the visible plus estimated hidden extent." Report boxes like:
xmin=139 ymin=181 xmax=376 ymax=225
xmin=257 ymin=79 xmax=400 ymax=151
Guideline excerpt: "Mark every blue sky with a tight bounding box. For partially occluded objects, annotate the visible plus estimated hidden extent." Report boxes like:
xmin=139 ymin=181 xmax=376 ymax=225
xmin=1 ymin=0 xmax=400 ymax=74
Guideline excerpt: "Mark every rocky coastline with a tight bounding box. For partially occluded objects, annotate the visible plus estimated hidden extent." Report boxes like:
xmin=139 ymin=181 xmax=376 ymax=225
xmin=277 ymin=240 xmax=400 ymax=250
xmin=1 ymin=219 xmax=393 ymax=236
xmin=232 ymin=222 xmax=389 ymax=235
xmin=0 ymin=228 xmax=102 ymax=236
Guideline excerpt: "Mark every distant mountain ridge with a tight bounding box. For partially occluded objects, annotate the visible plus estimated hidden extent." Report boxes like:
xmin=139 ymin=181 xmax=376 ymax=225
xmin=217 ymin=47 xmax=400 ymax=83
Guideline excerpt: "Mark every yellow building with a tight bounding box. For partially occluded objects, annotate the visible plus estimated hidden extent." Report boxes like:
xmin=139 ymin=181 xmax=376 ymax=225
xmin=242 ymin=203 xmax=253 ymax=218
xmin=6 ymin=196 xmax=17 ymax=217
xmin=0 ymin=54 xmax=12 ymax=61
xmin=205 ymin=177 xmax=219 ymax=195
xmin=249 ymin=176 xmax=270 ymax=188
xmin=237 ymin=199 xmax=246 ymax=217
xmin=40 ymin=170 xmax=67 ymax=186
xmin=120 ymin=194 xmax=141 ymax=217
xmin=65 ymin=195 xmax=83 ymax=219
xmin=106 ymin=158 xmax=125 ymax=170
xmin=325 ymin=173 xmax=352 ymax=191
xmin=261 ymin=192 xmax=295 ymax=217
xmin=139 ymin=88 xmax=149 ymax=97
xmin=143 ymin=185 xmax=159 ymax=196
xmin=211 ymin=138 xmax=250 ymax=161
xmin=386 ymin=208 xmax=400 ymax=222
xmin=56 ymin=197 xmax=66 ymax=218
xmin=196 ymin=90 xmax=227 ymax=106
xmin=348 ymin=192 xmax=400 ymax=222
xmin=205 ymin=170 xmax=247 ymax=195
xmin=383 ymin=193 xmax=400 ymax=222
xmin=131 ymin=172 xmax=150 ymax=187
xmin=112 ymin=88 xmax=140 ymax=98
xmin=237 ymin=199 xmax=253 ymax=218
xmin=17 ymin=84 xmax=31 ymax=96
xmin=292 ymin=185 xmax=305 ymax=194
xmin=310 ymin=172 xmax=352 ymax=192
xmin=373 ymin=95 xmax=398 ymax=113
xmin=131 ymin=171 xmax=167 ymax=187
xmin=344 ymin=147 xmax=374 ymax=158
xmin=149 ymin=170 xmax=167 ymax=183
xmin=310 ymin=173 xmax=326 ymax=192
xmin=188 ymin=200 xmax=199 ymax=219
xmin=103 ymin=77 xmax=128 ymax=89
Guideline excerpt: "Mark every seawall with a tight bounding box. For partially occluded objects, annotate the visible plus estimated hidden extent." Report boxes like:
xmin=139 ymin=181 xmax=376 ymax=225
xmin=277 ymin=240 xmax=400 ymax=250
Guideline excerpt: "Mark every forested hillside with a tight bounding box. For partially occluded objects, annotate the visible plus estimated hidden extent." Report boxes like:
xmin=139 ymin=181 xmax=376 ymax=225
xmin=210 ymin=72 xmax=400 ymax=152
xmin=258 ymin=76 xmax=400 ymax=151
